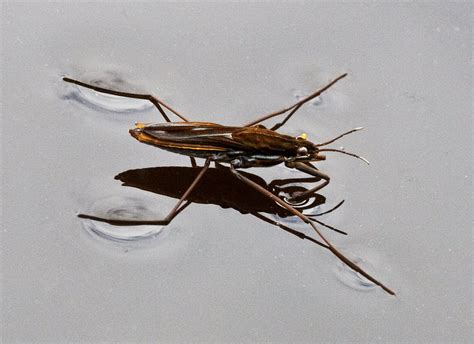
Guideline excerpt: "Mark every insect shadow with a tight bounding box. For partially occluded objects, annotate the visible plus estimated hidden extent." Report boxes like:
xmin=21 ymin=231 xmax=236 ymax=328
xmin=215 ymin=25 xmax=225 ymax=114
xmin=63 ymin=73 xmax=395 ymax=295
xmin=110 ymin=165 xmax=346 ymax=249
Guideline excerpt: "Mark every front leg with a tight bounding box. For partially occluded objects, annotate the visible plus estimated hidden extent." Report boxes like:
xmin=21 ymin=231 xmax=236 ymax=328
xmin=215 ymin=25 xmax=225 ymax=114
xmin=284 ymin=161 xmax=330 ymax=202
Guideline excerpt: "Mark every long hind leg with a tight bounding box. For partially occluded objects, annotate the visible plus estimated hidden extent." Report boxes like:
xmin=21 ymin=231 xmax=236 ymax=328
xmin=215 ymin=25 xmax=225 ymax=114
xmin=251 ymin=212 xmax=329 ymax=250
xmin=63 ymin=77 xmax=188 ymax=122
xmin=229 ymin=165 xmax=396 ymax=296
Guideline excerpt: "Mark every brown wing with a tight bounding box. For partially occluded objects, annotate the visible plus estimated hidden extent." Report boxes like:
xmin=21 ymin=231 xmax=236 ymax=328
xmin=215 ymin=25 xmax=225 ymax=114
xmin=141 ymin=122 xmax=299 ymax=155
xmin=231 ymin=126 xmax=300 ymax=153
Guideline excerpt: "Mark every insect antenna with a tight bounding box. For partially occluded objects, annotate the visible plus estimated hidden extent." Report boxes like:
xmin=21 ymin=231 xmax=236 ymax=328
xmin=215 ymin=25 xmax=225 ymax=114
xmin=315 ymin=127 xmax=364 ymax=147
xmin=318 ymin=148 xmax=370 ymax=165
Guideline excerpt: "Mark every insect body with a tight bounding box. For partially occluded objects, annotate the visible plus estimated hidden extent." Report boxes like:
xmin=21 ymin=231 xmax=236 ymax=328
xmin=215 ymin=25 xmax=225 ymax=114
xmin=63 ymin=73 xmax=395 ymax=295
xmin=130 ymin=122 xmax=325 ymax=168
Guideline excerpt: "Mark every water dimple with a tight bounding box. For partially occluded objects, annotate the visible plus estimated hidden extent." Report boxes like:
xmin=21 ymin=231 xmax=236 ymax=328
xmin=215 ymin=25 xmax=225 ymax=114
xmin=80 ymin=196 xmax=165 ymax=242
xmin=64 ymin=72 xmax=153 ymax=113
xmin=271 ymin=186 xmax=324 ymax=225
xmin=335 ymin=256 xmax=378 ymax=292
xmin=293 ymin=90 xmax=323 ymax=106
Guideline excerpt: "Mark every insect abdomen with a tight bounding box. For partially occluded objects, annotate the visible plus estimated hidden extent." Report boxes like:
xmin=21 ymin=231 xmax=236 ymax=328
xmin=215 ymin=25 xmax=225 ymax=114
xmin=130 ymin=122 xmax=301 ymax=163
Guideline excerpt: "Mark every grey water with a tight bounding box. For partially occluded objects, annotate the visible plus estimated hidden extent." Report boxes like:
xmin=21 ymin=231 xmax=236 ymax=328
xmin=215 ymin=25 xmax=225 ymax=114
xmin=2 ymin=2 xmax=472 ymax=343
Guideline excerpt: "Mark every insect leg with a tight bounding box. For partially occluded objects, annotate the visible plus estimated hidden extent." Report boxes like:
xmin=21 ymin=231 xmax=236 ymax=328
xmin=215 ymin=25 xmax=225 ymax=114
xmin=78 ymin=201 xmax=191 ymax=226
xmin=272 ymin=164 xmax=347 ymax=235
xmin=243 ymin=73 xmax=347 ymax=128
xmin=269 ymin=104 xmax=303 ymax=131
xmin=63 ymin=77 xmax=189 ymax=122
xmin=78 ymin=159 xmax=211 ymax=226
xmin=269 ymin=176 xmax=320 ymax=189
xmin=267 ymin=174 xmax=346 ymax=235
xmin=229 ymin=165 xmax=395 ymax=295
xmin=284 ymin=162 xmax=330 ymax=202
xmin=251 ymin=212 xmax=329 ymax=250
xmin=64 ymin=77 xmax=196 ymax=165
xmin=309 ymin=217 xmax=347 ymax=235
xmin=268 ymin=176 xmax=320 ymax=203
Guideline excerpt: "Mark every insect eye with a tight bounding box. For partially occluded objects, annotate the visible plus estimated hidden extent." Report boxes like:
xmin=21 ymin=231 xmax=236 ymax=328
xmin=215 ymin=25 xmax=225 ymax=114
xmin=297 ymin=147 xmax=308 ymax=156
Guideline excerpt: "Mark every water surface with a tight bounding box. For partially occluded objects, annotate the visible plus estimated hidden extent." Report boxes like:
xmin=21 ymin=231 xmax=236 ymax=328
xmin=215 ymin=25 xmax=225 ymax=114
xmin=2 ymin=3 xmax=471 ymax=342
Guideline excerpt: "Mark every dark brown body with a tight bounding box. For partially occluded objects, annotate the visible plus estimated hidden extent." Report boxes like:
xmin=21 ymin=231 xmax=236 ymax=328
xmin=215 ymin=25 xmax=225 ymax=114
xmin=130 ymin=122 xmax=322 ymax=168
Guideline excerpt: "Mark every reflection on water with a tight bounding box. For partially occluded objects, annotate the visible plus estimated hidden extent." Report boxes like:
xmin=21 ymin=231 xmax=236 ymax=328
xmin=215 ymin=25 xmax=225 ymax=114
xmin=81 ymin=165 xmax=343 ymax=249
xmin=82 ymin=165 xmax=375 ymax=291
xmin=115 ymin=166 xmax=327 ymax=218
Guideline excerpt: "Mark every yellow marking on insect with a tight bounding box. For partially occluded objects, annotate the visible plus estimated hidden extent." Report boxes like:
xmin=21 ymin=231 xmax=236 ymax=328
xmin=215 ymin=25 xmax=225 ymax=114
xmin=134 ymin=122 xmax=147 ymax=129
xmin=298 ymin=133 xmax=308 ymax=140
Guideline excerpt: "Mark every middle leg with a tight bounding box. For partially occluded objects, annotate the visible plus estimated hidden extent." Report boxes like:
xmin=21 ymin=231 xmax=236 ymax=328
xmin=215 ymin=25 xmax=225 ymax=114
xmin=243 ymin=73 xmax=348 ymax=129
xmin=63 ymin=76 xmax=189 ymax=122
